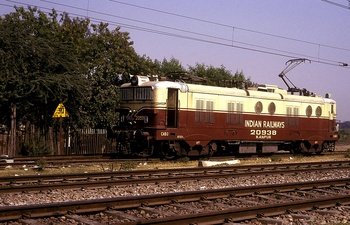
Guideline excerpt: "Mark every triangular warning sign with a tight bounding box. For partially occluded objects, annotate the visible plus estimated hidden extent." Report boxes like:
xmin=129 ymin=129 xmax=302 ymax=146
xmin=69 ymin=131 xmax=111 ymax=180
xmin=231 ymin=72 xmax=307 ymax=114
xmin=53 ymin=103 xmax=69 ymax=118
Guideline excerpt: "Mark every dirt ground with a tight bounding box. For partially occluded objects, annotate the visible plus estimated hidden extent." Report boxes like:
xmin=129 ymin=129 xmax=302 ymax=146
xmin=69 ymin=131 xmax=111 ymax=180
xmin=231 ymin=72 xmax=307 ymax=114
xmin=336 ymin=141 xmax=350 ymax=151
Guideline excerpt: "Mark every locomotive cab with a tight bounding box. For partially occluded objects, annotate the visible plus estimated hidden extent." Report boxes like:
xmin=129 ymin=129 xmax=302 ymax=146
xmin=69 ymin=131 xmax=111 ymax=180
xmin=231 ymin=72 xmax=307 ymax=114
xmin=116 ymin=75 xmax=158 ymax=156
xmin=116 ymin=75 xmax=185 ymax=157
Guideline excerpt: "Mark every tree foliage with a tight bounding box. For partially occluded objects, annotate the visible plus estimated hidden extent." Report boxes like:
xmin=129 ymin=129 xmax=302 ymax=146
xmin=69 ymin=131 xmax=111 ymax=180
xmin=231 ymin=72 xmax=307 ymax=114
xmin=156 ymin=57 xmax=186 ymax=76
xmin=0 ymin=7 xmax=149 ymax=130
xmin=80 ymin=23 xmax=141 ymax=128
xmin=0 ymin=6 xmax=251 ymax=132
xmin=0 ymin=7 xmax=88 ymax=130
xmin=188 ymin=63 xmax=253 ymax=88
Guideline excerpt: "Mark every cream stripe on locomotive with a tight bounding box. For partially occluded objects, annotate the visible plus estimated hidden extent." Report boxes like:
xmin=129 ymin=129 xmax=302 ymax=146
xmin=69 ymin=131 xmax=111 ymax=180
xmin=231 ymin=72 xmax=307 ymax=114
xmin=173 ymin=83 xmax=334 ymax=120
xmin=120 ymin=81 xmax=335 ymax=120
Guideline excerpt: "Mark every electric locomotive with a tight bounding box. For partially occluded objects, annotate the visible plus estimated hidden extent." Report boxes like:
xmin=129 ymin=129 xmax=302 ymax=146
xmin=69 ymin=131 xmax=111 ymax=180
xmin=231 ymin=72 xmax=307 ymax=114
xmin=115 ymin=71 xmax=339 ymax=159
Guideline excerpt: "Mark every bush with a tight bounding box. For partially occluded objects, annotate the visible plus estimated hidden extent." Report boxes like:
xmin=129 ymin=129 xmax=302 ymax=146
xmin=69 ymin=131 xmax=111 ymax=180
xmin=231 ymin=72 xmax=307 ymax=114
xmin=21 ymin=133 xmax=51 ymax=156
xmin=119 ymin=161 xmax=138 ymax=171
xmin=35 ymin=159 xmax=47 ymax=171
xmin=339 ymin=129 xmax=350 ymax=142
xmin=270 ymin=156 xmax=283 ymax=162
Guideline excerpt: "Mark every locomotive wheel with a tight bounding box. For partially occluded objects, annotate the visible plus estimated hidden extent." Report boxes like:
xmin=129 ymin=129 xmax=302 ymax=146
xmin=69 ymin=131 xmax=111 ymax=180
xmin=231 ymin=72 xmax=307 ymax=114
xmin=322 ymin=141 xmax=335 ymax=152
xmin=208 ymin=142 xmax=218 ymax=156
xmin=160 ymin=142 xmax=177 ymax=160
xmin=314 ymin=144 xmax=323 ymax=154
xmin=299 ymin=141 xmax=311 ymax=153
xmin=322 ymin=142 xmax=330 ymax=152
xmin=328 ymin=142 xmax=335 ymax=152
xmin=290 ymin=142 xmax=301 ymax=154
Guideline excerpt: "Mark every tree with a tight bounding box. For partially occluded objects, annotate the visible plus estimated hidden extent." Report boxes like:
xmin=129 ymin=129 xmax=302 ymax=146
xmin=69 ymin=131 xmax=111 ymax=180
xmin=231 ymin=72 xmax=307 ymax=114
xmin=80 ymin=23 xmax=141 ymax=128
xmin=0 ymin=6 xmax=252 ymax=134
xmin=158 ymin=57 xmax=186 ymax=76
xmin=0 ymin=7 xmax=87 ymax=131
xmin=188 ymin=63 xmax=252 ymax=87
xmin=0 ymin=7 xmax=153 ymax=131
xmin=137 ymin=55 xmax=160 ymax=76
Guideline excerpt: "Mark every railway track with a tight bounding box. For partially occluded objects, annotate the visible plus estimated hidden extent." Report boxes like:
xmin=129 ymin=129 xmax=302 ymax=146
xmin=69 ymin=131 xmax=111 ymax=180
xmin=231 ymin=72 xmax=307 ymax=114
xmin=1 ymin=155 xmax=146 ymax=168
xmin=1 ymin=160 xmax=350 ymax=194
xmin=1 ymin=149 xmax=349 ymax=168
xmin=2 ymin=178 xmax=350 ymax=224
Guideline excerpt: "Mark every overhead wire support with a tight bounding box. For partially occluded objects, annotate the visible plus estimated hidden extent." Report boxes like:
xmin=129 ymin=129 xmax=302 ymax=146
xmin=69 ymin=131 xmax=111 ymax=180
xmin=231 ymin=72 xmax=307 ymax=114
xmin=339 ymin=62 xmax=349 ymax=67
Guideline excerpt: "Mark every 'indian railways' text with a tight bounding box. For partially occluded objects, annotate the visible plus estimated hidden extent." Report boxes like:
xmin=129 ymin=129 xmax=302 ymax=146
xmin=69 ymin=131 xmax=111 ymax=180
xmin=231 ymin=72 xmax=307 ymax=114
xmin=245 ymin=120 xmax=285 ymax=129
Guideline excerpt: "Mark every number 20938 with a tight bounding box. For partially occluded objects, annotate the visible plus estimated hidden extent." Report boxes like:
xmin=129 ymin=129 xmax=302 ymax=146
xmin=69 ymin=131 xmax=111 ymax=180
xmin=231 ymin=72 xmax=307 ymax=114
xmin=250 ymin=130 xmax=277 ymax=136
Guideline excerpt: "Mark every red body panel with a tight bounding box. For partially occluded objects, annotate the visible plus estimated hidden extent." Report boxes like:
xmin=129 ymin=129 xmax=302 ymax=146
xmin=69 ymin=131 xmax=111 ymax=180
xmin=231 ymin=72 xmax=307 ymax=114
xmin=149 ymin=109 xmax=337 ymax=146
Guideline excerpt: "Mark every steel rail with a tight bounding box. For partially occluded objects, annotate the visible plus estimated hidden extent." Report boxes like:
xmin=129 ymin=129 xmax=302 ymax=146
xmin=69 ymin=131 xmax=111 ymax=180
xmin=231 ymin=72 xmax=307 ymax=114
xmin=1 ymin=161 xmax=350 ymax=193
xmin=118 ymin=195 xmax=350 ymax=225
xmin=2 ymin=150 xmax=347 ymax=166
xmin=1 ymin=160 xmax=349 ymax=184
xmin=0 ymin=178 xmax=350 ymax=222
xmin=1 ymin=155 xmax=162 ymax=168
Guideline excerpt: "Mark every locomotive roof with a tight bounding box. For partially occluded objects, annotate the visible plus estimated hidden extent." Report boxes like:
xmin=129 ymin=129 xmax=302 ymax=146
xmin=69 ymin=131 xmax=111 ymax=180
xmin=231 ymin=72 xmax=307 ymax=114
xmin=121 ymin=80 xmax=334 ymax=104
xmin=121 ymin=81 xmax=189 ymax=92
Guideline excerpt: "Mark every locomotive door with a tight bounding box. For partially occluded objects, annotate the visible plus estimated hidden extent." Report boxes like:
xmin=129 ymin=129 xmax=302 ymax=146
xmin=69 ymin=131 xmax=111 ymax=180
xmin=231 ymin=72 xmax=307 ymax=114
xmin=328 ymin=103 xmax=337 ymax=131
xmin=167 ymin=88 xmax=178 ymax=128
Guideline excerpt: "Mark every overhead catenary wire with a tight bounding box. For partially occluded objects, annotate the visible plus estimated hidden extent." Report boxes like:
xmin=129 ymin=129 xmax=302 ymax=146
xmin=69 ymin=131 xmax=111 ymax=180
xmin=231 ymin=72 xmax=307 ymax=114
xmin=5 ymin=0 xmax=350 ymax=56
xmin=26 ymin=0 xmax=350 ymax=66
xmin=321 ymin=0 xmax=350 ymax=10
xmin=110 ymin=0 xmax=350 ymax=54
xmin=1 ymin=0 xmax=349 ymax=69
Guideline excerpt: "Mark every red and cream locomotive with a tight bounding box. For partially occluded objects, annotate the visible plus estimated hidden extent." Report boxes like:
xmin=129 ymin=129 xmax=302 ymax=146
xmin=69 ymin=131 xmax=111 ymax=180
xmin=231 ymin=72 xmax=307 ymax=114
xmin=116 ymin=69 xmax=338 ymax=158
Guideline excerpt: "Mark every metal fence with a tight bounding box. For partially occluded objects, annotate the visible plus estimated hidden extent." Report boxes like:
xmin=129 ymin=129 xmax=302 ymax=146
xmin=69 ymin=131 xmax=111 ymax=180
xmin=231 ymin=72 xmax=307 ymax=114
xmin=66 ymin=128 xmax=116 ymax=155
xmin=0 ymin=127 xmax=116 ymax=157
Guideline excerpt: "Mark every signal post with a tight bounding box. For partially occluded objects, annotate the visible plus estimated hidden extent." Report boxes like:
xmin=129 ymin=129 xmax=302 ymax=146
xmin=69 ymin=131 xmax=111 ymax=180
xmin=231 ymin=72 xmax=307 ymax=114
xmin=52 ymin=103 xmax=69 ymax=155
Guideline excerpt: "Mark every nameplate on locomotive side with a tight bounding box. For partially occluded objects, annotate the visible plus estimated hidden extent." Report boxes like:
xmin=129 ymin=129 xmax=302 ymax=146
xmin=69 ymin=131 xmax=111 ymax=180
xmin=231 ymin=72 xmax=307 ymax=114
xmin=245 ymin=120 xmax=285 ymax=139
xmin=245 ymin=120 xmax=285 ymax=128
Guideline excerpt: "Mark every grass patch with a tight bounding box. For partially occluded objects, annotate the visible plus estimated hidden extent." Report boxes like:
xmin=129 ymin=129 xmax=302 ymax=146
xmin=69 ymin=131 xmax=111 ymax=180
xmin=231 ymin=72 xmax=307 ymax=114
xmin=269 ymin=155 xmax=283 ymax=162
xmin=119 ymin=162 xmax=138 ymax=171
xmin=177 ymin=157 xmax=190 ymax=163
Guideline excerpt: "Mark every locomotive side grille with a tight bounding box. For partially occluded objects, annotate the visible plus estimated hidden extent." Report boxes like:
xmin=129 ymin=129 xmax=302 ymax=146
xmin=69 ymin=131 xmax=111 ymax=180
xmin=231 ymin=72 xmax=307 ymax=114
xmin=121 ymin=88 xmax=134 ymax=100
xmin=135 ymin=87 xmax=152 ymax=100
xmin=121 ymin=87 xmax=153 ymax=101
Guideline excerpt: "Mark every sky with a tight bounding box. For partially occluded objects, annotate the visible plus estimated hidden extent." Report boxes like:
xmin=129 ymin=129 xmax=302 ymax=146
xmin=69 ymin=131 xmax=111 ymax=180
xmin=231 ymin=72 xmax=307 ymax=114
xmin=1 ymin=0 xmax=350 ymax=121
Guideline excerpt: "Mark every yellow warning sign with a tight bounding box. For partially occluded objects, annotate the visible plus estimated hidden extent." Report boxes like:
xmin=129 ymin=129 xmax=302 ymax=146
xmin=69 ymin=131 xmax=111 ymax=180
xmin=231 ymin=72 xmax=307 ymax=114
xmin=52 ymin=103 xmax=69 ymax=118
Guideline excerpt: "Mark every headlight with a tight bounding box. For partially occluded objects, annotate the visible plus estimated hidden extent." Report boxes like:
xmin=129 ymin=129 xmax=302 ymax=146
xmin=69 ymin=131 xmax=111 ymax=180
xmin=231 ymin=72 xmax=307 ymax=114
xmin=131 ymin=75 xmax=138 ymax=86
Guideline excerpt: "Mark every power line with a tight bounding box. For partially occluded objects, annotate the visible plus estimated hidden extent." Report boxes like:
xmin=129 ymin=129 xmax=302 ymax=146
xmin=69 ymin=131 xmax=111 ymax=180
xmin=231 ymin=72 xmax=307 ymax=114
xmin=40 ymin=0 xmax=349 ymax=64
xmin=2 ymin=0 xmax=349 ymax=69
xmin=110 ymin=0 xmax=350 ymax=53
xmin=18 ymin=0 xmax=350 ymax=56
xmin=321 ymin=0 xmax=350 ymax=9
xmin=39 ymin=0 xmax=231 ymax=43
